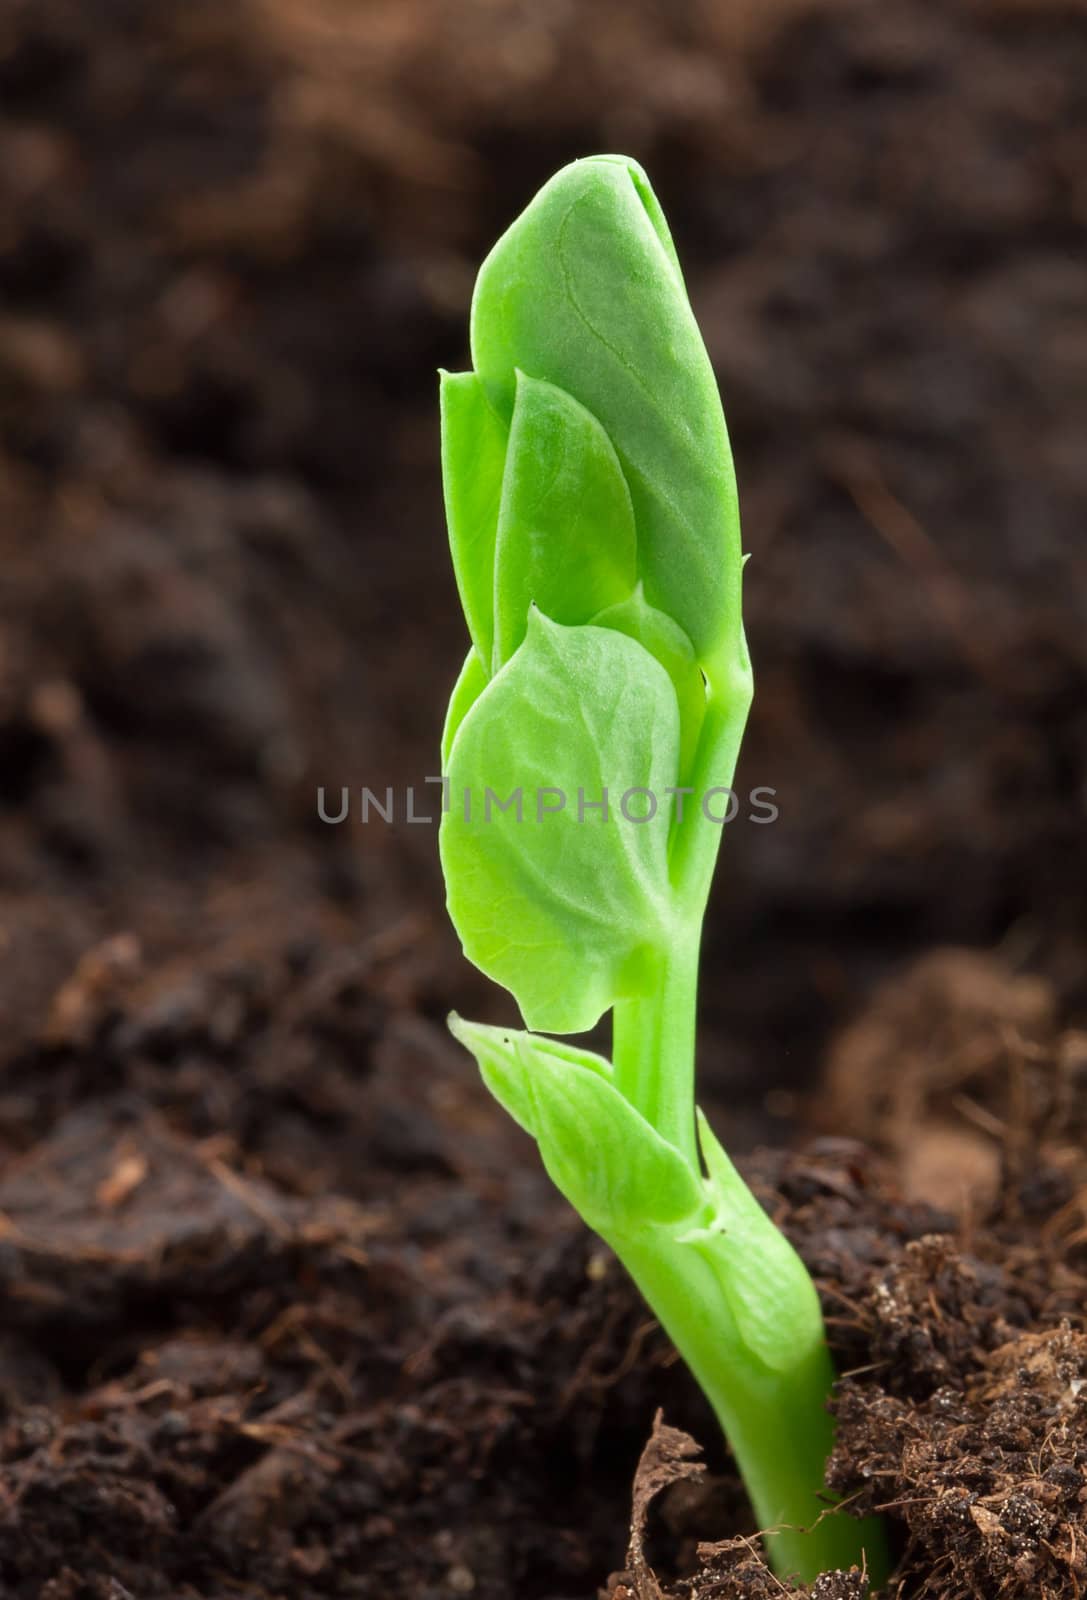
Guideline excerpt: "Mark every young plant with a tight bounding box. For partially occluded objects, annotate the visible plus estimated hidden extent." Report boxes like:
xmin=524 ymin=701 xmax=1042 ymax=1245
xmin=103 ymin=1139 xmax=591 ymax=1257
xmin=437 ymin=155 xmax=887 ymax=1586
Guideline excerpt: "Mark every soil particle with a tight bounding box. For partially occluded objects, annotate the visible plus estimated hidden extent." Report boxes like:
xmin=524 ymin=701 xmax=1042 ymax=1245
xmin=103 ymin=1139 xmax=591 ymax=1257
xmin=830 ymin=1325 xmax=1087 ymax=1600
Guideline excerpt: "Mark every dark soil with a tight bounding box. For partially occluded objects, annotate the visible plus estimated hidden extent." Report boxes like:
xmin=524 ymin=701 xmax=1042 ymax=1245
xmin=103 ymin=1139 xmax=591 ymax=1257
xmin=0 ymin=0 xmax=1084 ymax=1595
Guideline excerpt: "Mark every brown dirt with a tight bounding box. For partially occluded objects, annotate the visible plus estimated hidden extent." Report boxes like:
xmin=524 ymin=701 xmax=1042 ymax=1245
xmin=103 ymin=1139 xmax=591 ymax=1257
xmin=0 ymin=0 xmax=1085 ymax=1595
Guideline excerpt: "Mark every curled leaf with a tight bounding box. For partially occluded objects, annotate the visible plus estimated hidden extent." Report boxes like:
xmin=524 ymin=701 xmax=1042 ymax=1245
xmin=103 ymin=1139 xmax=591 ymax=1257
xmin=449 ymin=1015 xmax=705 ymax=1234
xmin=492 ymin=372 xmax=637 ymax=669
xmin=440 ymin=369 xmax=510 ymax=667
xmin=448 ymin=1013 xmax=613 ymax=1137
xmin=470 ymin=155 xmax=742 ymax=663
xmin=441 ymin=648 xmax=488 ymax=770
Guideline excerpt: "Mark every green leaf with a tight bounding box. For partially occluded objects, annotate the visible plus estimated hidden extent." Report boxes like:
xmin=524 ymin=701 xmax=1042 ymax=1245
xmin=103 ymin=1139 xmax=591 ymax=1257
xmin=687 ymin=1111 xmax=826 ymax=1374
xmin=441 ymin=648 xmax=488 ymax=770
xmin=591 ymin=584 xmax=706 ymax=784
xmin=470 ymin=155 xmax=742 ymax=664
xmin=440 ymin=609 xmax=680 ymax=1033
xmin=440 ymin=370 xmax=510 ymax=667
xmin=449 ymin=1015 xmax=704 ymax=1233
xmin=447 ymin=1012 xmax=613 ymax=1137
xmin=492 ymin=373 xmax=637 ymax=669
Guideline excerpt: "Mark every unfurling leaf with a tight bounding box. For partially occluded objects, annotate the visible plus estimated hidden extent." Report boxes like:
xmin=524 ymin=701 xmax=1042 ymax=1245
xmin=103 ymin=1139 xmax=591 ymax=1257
xmin=440 ymin=609 xmax=680 ymax=1033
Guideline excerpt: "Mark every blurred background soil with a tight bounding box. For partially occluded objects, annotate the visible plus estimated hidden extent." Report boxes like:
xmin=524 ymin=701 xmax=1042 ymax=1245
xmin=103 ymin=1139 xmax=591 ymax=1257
xmin=0 ymin=0 xmax=1084 ymax=1594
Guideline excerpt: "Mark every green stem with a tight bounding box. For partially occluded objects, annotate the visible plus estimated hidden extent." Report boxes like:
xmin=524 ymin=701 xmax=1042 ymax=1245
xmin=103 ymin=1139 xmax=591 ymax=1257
xmin=612 ymin=934 xmax=700 ymax=1167
xmin=612 ymin=649 xmax=752 ymax=1168
xmin=610 ymin=646 xmax=888 ymax=1584
xmin=610 ymin=1231 xmax=889 ymax=1585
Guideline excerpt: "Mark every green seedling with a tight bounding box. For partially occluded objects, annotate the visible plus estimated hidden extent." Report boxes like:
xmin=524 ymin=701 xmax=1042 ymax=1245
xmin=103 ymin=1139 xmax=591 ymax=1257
xmin=437 ymin=155 xmax=887 ymax=1586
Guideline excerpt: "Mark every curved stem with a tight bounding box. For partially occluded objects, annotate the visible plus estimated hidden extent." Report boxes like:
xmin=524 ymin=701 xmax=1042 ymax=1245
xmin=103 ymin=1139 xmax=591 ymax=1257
xmin=609 ymin=633 xmax=887 ymax=1582
xmin=611 ymin=1231 xmax=889 ymax=1585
